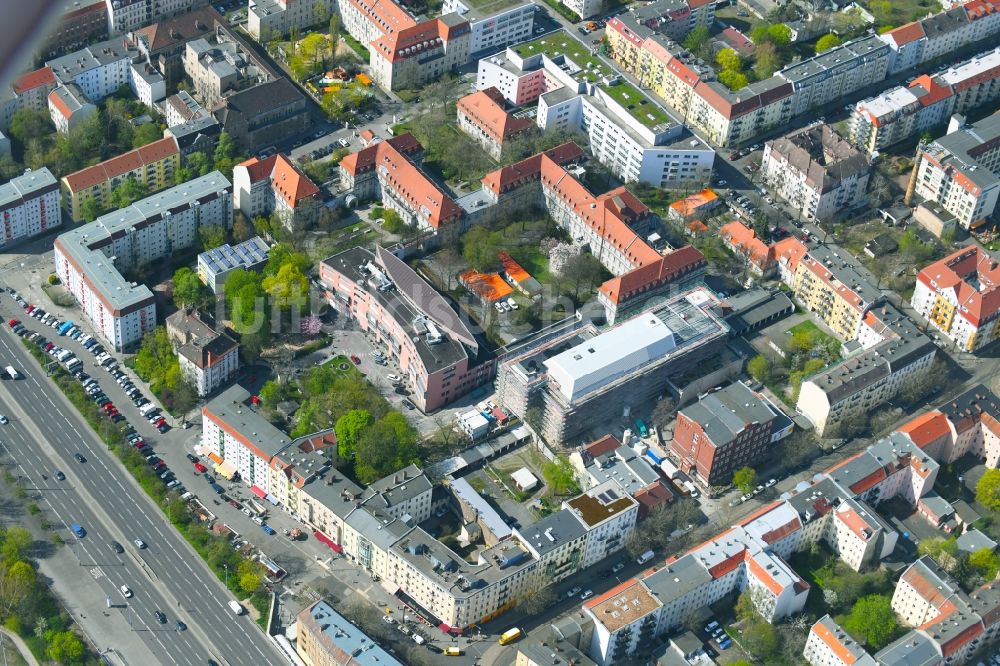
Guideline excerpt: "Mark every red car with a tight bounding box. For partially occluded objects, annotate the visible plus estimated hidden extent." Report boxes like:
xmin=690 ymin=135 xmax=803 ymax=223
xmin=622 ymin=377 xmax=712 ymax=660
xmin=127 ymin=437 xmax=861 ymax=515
xmin=7 ymin=319 xmax=18 ymax=327
xmin=102 ymin=403 xmax=115 ymax=411
xmin=25 ymin=305 xmax=34 ymax=313
xmin=155 ymin=417 xmax=166 ymax=427
xmin=194 ymin=462 xmax=207 ymax=473
xmin=350 ymin=354 xmax=361 ymax=365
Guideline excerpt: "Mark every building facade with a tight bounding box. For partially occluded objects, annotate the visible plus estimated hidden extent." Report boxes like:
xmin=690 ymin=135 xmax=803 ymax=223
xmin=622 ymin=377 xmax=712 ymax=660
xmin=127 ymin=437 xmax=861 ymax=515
xmin=104 ymin=0 xmax=210 ymax=34
xmin=910 ymin=112 xmax=1000 ymax=230
xmin=53 ymin=172 xmax=232 ymax=351
xmin=233 ymin=153 xmax=319 ymax=230
xmin=761 ymin=125 xmax=871 ymax=222
xmin=319 ymin=246 xmax=495 ymax=412
xmin=0 ymin=167 xmax=61 ymax=248
xmin=60 ymin=136 xmax=180 ymax=222
xmin=912 ymin=245 xmax=1000 ymax=352
xmin=456 ymin=87 xmax=533 ymax=160
xmin=248 ymin=0 xmax=336 ymax=41
xmin=165 ymin=308 xmax=239 ymax=396
xmin=671 ymin=381 xmax=784 ymax=487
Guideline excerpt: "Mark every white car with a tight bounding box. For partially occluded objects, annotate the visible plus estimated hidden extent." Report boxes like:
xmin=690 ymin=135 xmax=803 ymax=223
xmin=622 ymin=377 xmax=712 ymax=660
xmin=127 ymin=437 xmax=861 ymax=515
xmin=382 ymin=615 xmax=395 ymax=625
xmin=507 ymin=298 xmax=518 ymax=310
xmin=120 ymin=585 xmax=133 ymax=598
xmin=0 ymin=415 xmax=7 ymax=425
xmin=134 ymin=539 xmax=146 ymax=549
xmin=386 ymin=374 xmax=401 ymax=383
xmin=567 ymin=586 xmax=582 ymax=598
xmin=580 ymin=589 xmax=594 ymax=600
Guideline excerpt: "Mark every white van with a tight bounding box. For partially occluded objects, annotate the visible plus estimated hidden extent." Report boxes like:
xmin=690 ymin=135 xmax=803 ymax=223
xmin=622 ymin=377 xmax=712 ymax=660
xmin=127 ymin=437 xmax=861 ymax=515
xmin=228 ymin=601 xmax=244 ymax=615
xmin=139 ymin=403 xmax=158 ymax=416
xmin=636 ymin=550 xmax=654 ymax=565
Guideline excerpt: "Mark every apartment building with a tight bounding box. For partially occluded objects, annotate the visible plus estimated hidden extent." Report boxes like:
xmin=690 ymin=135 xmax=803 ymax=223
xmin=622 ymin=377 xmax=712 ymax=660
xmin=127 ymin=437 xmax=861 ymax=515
xmin=912 ymin=245 xmax=1000 ymax=352
xmin=761 ymin=125 xmax=871 ymax=223
xmin=296 ymin=600 xmax=404 ymax=666
xmin=910 ymin=112 xmax=1000 ymax=230
xmin=441 ymin=0 xmax=534 ymax=54
xmin=369 ymin=10 xmax=471 ymax=92
xmin=851 ymin=46 xmax=1000 ymax=155
xmin=0 ymin=168 xmax=61 ymax=248
xmin=183 ymin=37 xmax=268 ymax=108
xmin=719 ymin=220 xmax=775 ymax=276
xmin=568 ymin=435 xmax=674 ymax=519
xmin=165 ymin=307 xmax=238 ymax=396
xmin=164 ymin=90 xmax=207 ymax=127
xmin=613 ymin=0 xmax=715 ymax=44
xmin=850 ymin=75 xmax=956 ymax=155
xmin=515 ymin=509 xmax=588 ymax=583
xmin=46 ymin=35 xmax=166 ymax=116
xmin=48 ymin=83 xmax=97 ymax=133
xmin=495 ymin=288 xmax=727 ymax=447
xmin=456 ymin=87 xmax=533 ymax=160
xmin=233 ymin=153 xmax=320 ymax=230
xmin=104 ymin=0 xmax=210 ymax=34
xmin=197 ymin=236 xmax=270 ymax=293
xmin=339 ymin=133 xmax=463 ymax=230
xmin=60 ymin=136 xmax=180 ymax=222
xmin=0 ymin=67 xmax=59 ymax=132
xmin=213 ymin=78 xmax=311 ymax=152
xmin=563 ymin=481 xmax=638 ymax=568
xmin=478 ymin=143 xmax=707 ymax=323
xmin=38 ymin=2 xmax=109 ymax=61
xmin=248 ymin=0 xmax=336 ymax=41
xmin=476 ymin=32 xmax=716 ymax=188
xmin=880 ymin=0 xmax=1000 ymax=75
xmin=670 ymin=381 xmax=786 ymax=487
xmin=803 ymin=615 xmax=878 ymax=666
xmin=605 ymin=23 xmax=891 ymax=148
xmin=53 ymin=172 xmax=232 ymax=351
xmin=129 ymin=7 xmax=222 ymax=89
xmin=797 ymin=304 xmax=936 ymax=436
xmin=560 ymin=0 xmax=602 ymax=19
xmin=319 ymin=246 xmax=495 ymax=412
xmin=201 ymin=384 xmax=334 ymax=493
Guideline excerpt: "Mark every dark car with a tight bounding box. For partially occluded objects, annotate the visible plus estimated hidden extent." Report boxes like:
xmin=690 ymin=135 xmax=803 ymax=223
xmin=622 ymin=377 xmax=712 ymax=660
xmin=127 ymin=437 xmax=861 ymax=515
xmin=54 ymin=470 xmax=65 ymax=480
xmin=176 ymin=620 xmax=186 ymax=632
xmin=204 ymin=474 xmax=215 ymax=484
xmin=154 ymin=611 xmax=166 ymax=624
xmin=158 ymin=424 xmax=170 ymax=433
xmin=186 ymin=454 xmax=199 ymax=463
xmin=401 ymin=399 xmax=416 ymax=410
xmin=111 ymin=541 xmax=124 ymax=554
xmin=74 ymin=453 xmax=86 ymax=463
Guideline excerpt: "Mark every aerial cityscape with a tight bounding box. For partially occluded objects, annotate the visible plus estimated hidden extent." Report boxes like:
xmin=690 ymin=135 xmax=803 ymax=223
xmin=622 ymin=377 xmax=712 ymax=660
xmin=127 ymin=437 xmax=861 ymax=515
xmin=1 ymin=0 xmax=1000 ymax=664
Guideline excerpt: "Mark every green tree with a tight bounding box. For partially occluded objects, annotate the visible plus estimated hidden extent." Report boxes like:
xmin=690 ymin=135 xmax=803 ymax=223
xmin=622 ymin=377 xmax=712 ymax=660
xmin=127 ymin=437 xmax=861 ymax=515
xmin=844 ymin=595 xmax=897 ymax=648
xmin=743 ymin=620 xmax=780 ymax=658
xmin=335 ymin=409 xmax=372 ymax=459
xmin=733 ymin=466 xmax=757 ymax=493
xmin=977 ymin=469 xmax=1000 ymax=511
xmin=199 ymin=224 xmax=227 ymax=251
xmin=265 ymin=243 xmax=312 ymax=276
xmin=768 ymin=23 xmax=792 ymax=45
xmin=237 ymin=559 xmax=263 ymax=593
xmin=171 ymin=267 xmax=204 ymax=308
xmin=381 ymin=208 xmax=407 ymax=235
xmin=754 ymin=42 xmax=781 ymax=79
xmin=715 ymin=48 xmax=742 ymax=72
xmin=233 ymin=211 xmax=253 ymax=242
xmin=747 ymin=355 xmax=772 ymax=384
xmin=262 ymin=262 xmax=309 ymax=311
xmin=109 ymin=176 xmax=148 ymax=209
xmin=0 ymin=528 xmax=32 ymax=563
xmin=80 ymin=195 xmax=102 ymax=222
xmin=969 ymin=547 xmax=1000 ymax=580
xmin=214 ymin=131 xmax=237 ymax=174
xmin=718 ymin=69 xmax=748 ymax=91
xmin=461 ymin=226 xmax=504 ymax=271
xmin=329 ymin=13 xmax=341 ymax=39
xmin=353 ymin=413 xmax=420 ymax=484
xmin=0 ymin=153 xmax=21 ymax=180
xmin=816 ymin=33 xmax=842 ymax=53
xmin=46 ymin=630 xmax=85 ymax=663
xmin=187 ymin=150 xmax=214 ymax=177
xmin=132 ymin=123 xmax=162 ymax=148
xmin=9 ymin=109 xmax=53 ymax=145
xmin=682 ymin=26 xmax=710 ymax=51
xmin=542 ymin=455 xmax=579 ymax=496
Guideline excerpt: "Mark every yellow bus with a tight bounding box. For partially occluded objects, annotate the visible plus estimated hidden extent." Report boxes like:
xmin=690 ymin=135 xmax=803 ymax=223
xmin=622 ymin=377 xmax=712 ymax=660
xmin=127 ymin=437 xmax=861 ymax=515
xmin=499 ymin=628 xmax=522 ymax=645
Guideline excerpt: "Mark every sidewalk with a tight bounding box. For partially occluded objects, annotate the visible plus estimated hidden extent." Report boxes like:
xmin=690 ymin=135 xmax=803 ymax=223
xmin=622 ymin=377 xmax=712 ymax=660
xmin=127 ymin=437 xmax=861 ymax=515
xmin=0 ymin=627 xmax=39 ymax=666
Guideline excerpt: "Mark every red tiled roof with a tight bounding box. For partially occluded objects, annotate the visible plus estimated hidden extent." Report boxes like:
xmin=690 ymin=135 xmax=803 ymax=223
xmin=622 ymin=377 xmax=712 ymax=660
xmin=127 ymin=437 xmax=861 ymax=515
xmin=14 ymin=66 xmax=56 ymax=94
xmin=339 ymin=133 xmax=422 ymax=177
xmin=62 ymin=137 xmax=179 ymax=192
xmin=910 ymin=74 xmax=953 ymax=106
xmin=583 ymin=434 xmax=621 ymax=458
xmin=916 ymin=246 xmax=1000 ymax=327
xmin=270 ymin=154 xmax=320 ymax=208
xmin=47 ymin=89 xmax=73 ymax=120
xmin=457 ymin=87 xmax=532 ymax=145
xmin=885 ymin=21 xmax=925 ymax=46
xmin=720 ymin=220 xmax=773 ymax=270
xmin=897 ymin=411 xmax=951 ymax=449
xmin=811 ymin=620 xmax=865 ymax=665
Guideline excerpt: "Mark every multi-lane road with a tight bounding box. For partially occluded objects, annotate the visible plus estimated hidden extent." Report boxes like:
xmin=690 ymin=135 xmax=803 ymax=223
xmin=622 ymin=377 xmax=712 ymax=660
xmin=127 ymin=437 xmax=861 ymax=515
xmin=0 ymin=299 xmax=282 ymax=666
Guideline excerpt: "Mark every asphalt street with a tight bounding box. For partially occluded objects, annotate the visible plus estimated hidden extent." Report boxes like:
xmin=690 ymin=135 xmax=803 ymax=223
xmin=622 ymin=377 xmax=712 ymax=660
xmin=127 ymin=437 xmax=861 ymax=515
xmin=0 ymin=302 xmax=282 ymax=666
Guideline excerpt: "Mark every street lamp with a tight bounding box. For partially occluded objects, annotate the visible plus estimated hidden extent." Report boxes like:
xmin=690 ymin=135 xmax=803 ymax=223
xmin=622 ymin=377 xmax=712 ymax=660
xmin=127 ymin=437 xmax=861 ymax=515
xmin=223 ymin=563 xmax=229 ymax=589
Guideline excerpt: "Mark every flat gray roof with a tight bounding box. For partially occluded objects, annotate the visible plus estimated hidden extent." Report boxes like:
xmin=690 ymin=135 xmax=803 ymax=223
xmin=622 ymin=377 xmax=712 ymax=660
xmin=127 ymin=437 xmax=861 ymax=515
xmin=517 ymin=508 xmax=586 ymax=558
xmin=0 ymin=167 xmax=57 ymax=207
xmin=644 ymin=553 xmax=712 ymax=604
xmin=54 ymin=171 xmax=231 ymax=312
xmin=198 ymin=236 xmax=269 ymax=277
xmin=299 ymin=600 xmax=404 ymax=666
xmin=678 ymin=382 xmax=776 ymax=449
xmin=203 ymin=384 xmax=292 ymax=458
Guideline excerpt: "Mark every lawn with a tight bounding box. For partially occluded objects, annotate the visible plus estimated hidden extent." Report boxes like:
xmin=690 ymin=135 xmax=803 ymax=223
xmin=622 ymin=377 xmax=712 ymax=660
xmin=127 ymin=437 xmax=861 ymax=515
xmin=460 ymin=0 xmax=524 ymax=11
xmin=601 ymin=79 xmax=671 ymax=129
xmin=789 ymin=320 xmax=840 ymax=354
